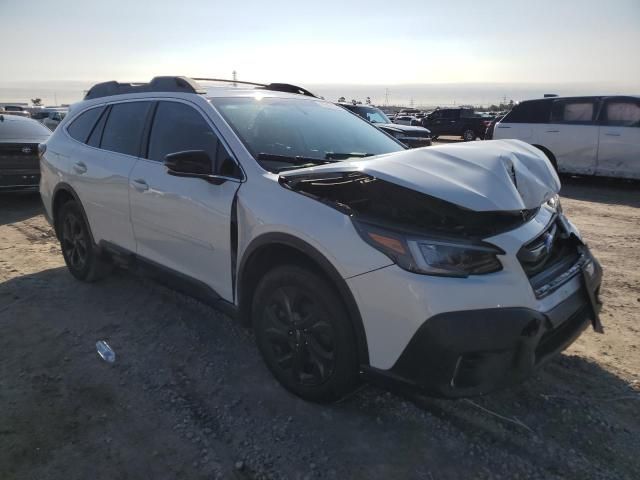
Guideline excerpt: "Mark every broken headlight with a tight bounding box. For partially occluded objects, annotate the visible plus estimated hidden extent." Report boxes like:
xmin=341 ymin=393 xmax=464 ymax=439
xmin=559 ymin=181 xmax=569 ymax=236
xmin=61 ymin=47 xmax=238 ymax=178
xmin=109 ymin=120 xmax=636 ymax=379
xmin=355 ymin=221 xmax=503 ymax=277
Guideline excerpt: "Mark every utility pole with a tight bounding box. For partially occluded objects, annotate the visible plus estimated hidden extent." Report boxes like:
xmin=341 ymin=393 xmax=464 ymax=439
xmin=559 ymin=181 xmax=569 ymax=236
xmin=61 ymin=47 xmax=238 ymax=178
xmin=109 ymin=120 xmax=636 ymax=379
xmin=384 ymin=88 xmax=390 ymax=106
xmin=410 ymin=97 xmax=414 ymax=108
xmin=232 ymin=70 xmax=237 ymax=87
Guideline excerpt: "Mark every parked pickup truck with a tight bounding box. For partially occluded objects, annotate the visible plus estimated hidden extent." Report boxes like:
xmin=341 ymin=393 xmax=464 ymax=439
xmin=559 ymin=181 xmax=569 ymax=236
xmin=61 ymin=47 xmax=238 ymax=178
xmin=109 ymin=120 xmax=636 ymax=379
xmin=420 ymin=108 xmax=491 ymax=141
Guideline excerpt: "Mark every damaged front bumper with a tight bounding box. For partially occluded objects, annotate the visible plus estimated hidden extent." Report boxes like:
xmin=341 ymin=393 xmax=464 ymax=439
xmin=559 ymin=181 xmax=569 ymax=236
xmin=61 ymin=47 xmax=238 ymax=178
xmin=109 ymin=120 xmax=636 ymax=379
xmin=363 ymin=251 xmax=603 ymax=397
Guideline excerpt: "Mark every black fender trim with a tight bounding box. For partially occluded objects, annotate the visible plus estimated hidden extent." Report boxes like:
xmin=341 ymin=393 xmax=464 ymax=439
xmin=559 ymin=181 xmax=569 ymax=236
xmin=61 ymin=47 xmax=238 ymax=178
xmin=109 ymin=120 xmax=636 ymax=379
xmin=51 ymin=183 xmax=96 ymax=245
xmin=237 ymin=232 xmax=370 ymax=366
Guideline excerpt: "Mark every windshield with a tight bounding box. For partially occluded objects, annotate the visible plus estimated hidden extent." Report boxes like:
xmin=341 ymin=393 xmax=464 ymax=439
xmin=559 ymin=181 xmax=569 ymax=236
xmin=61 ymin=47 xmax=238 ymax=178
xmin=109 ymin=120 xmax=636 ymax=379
xmin=0 ymin=116 xmax=51 ymax=141
xmin=211 ymin=96 xmax=403 ymax=172
xmin=349 ymin=106 xmax=391 ymax=124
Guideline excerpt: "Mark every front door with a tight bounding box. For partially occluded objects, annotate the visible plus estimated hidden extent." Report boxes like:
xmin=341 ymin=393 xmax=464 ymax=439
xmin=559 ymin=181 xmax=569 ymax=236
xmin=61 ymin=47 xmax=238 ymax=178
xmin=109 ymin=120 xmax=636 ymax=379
xmin=128 ymin=99 xmax=242 ymax=302
xmin=596 ymin=97 xmax=640 ymax=179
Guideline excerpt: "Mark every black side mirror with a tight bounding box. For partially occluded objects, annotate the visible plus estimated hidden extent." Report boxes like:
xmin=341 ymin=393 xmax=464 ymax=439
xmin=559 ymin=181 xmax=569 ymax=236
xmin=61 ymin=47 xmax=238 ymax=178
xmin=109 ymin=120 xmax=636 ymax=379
xmin=165 ymin=150 xmax=212 ymax=176
xmin=164 ymin=150 xmax=240 ymax=185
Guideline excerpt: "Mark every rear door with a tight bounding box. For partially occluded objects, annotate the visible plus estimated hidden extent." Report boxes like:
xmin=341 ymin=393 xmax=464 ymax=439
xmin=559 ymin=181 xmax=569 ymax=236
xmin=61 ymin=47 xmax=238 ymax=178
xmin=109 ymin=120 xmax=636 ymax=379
xmin=596 ymin=97 xmax=640 ymax=179
xmin=66 ymin=101 xmax=152 ymax=251
xmin=128 ymin=99 xmax=243 ymax=302
xmin=542 ymin=98 xmax=599 ymax=175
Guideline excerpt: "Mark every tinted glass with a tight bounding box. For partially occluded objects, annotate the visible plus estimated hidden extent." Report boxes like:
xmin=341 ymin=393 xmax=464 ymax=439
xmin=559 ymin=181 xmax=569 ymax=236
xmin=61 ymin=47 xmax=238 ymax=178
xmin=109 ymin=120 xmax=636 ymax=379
xmin=602 ymin=101 xmax=640 ymax=127
xmin=502 ymin=100 xmax=552 ymax=124
xmin=67 ymin=107 xmax=103 ymax=143
xmin=87 ymin=107 xmax=109 ymax=148
xmin=212 ymin=97 xmax=403 ymax=172
xmin=551 ymin=99 xmax=597 ymax=124
xmin=348 ymin=106 xmax=390 ymax=124
xmin=148 ymin=101 xmax=222 ymax=164
xmin=100 ymin=102 xmax=151 ymax=156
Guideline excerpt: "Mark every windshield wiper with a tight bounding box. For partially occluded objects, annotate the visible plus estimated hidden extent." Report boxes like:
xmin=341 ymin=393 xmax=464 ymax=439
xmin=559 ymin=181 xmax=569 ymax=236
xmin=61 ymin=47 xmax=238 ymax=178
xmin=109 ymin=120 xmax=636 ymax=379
xmin=257 ymin=152 xmax=338 ymax=166
xmin=324 ymin=152 xmax=375 ymax=160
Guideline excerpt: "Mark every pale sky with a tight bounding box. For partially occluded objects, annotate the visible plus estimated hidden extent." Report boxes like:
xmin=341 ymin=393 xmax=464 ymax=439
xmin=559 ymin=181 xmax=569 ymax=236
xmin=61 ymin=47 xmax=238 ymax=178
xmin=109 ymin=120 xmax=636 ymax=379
xmin=1 ymin=0 xmax=638 ymax=87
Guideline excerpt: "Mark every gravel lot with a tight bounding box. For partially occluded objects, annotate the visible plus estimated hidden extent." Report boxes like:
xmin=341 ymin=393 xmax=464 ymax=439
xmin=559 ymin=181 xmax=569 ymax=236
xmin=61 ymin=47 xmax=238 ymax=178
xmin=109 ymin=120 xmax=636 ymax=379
xmin=1 ymin=175 xmax=639 ymax=480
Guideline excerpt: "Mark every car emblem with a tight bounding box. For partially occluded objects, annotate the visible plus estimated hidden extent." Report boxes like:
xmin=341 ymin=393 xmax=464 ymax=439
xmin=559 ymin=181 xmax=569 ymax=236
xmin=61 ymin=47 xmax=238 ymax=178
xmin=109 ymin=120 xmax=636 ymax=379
xmin=21 ymin=147 xmax=32 ymax=154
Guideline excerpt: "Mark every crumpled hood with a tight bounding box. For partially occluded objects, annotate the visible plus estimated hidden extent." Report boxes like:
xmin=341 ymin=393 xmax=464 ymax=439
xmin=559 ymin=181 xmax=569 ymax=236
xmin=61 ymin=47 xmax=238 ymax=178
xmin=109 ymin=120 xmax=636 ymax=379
xmin=280 ymin=139 xmax=560 ymax=212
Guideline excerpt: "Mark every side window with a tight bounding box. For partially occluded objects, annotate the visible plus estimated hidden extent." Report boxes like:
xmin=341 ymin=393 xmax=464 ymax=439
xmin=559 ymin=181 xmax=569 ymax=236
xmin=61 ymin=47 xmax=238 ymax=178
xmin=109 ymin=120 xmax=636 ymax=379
xmin=502 ymin=100 xmax=552 ymax=124
xmin=87 ymin=106 xmax=109 ymax=148
xmin=100 ymin=102 xmax=151 ymax=156
xmin=147 ymin=101 xmax=239 ymax=176
xmin=602 ymin=100 xmax=640 ymax=127
xmin=67 ymin=107 xmax=104 ymax=143
xmin=551 ymin=99 xmax=596 ymax=124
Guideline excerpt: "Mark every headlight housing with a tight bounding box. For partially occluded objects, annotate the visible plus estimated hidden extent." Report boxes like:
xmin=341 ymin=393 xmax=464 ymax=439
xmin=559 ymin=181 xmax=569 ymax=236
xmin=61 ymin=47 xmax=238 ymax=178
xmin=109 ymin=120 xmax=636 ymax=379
xmin=354 ymin=221 xmax=504 ymax=277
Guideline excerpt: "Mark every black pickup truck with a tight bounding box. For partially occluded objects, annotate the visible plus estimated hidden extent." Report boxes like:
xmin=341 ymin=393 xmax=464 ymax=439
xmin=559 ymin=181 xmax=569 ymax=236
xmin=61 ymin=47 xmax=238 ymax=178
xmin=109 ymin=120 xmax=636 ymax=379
xmin=420 ymin=108 xmax=491 ymax=141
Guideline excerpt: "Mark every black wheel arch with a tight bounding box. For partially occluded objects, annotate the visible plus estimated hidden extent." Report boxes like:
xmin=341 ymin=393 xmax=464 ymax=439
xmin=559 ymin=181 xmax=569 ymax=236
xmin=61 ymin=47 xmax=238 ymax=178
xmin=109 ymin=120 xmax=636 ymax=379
xmin=532 ymin=144 xmax=558 ymax=172
xmin=51 ymin=183 xmax=95 ymax=244
xmin=237 ymin=232 xmax=370 ymax=367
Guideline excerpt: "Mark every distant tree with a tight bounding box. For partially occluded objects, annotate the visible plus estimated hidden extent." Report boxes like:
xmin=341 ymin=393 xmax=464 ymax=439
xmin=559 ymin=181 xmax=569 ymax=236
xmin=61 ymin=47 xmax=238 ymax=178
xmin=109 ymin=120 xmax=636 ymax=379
xmin=365 ymin=96 xmax=371 ymax=105
xmin=31 ymin=98 xmax=43 ymax=106
xmin=338 ymin=96 xmax=346 ymax=103
xmin=488 ymin=104 xmax=499 ymax=112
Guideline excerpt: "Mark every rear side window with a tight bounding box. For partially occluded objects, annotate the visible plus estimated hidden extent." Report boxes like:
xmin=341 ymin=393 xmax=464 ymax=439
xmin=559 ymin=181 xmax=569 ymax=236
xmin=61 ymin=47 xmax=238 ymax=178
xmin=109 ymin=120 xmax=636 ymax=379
xmin=100 ymin=102 xmax=151 ymax=156
xmin=551 ymin=99 xmax=597 ymax=124
xmin=502 ymin=100 xmax=551 ymax=124
xmin=601 ymin=100 xmax=640 ymax=127
xmin=147 ymin=101 xmax=222 ymax=165
xmin=67 ymin=107 xmax=104 ymax=143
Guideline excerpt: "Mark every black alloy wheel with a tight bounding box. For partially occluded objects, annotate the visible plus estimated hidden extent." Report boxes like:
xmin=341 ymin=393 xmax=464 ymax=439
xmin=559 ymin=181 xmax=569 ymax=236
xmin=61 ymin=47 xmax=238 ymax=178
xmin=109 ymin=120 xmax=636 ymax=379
xmin=253 ymin=265 xmax=359 ymax=402
xmin=61 ymin=209 xmax=89 ymax=272
xmin=57 ymin=201 xmax=110 ymax=282
xmin=262 ymin=285 xmax=336 ymax=386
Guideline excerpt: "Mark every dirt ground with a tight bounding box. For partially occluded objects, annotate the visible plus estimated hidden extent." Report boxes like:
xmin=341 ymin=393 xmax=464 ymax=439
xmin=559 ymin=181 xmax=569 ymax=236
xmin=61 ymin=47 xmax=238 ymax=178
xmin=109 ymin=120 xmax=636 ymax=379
xmin=1 ymin=176 xmax=639 ymax=480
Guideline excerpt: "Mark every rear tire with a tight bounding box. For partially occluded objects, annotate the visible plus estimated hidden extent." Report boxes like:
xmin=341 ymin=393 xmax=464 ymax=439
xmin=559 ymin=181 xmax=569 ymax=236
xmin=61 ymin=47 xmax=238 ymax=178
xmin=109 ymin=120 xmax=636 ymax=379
xmin=57 ymin=201 xmax=111 ymax=282
xmin=462 ymin=129 xmax=476 ymax=142
xmin=252 ymin=265 xmax=360 ymax=402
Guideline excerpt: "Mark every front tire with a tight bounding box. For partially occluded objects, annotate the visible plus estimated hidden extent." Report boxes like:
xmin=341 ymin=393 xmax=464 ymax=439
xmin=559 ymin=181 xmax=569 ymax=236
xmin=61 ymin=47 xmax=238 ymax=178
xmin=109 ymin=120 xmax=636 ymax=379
xmin=57 ymin=201 xmax=110 ymax=282
xmin=252 ymin=265 xmax=360 ymax=402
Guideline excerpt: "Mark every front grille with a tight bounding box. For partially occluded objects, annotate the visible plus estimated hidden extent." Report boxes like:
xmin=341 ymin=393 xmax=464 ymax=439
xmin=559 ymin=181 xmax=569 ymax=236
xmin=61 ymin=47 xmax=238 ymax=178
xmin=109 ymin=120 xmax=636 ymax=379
xmin=518 ymin=216 xmax=580 ymax=297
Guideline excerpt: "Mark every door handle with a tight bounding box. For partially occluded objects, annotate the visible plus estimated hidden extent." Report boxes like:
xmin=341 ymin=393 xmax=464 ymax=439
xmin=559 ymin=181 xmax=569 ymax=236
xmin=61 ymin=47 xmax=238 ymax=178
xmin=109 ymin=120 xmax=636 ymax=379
xmin=131 ymin=178 xmax=149 ymax=192
xmin=72 ymin=161 xmax=87 ymax=174
xmin=497 ymin=126 xmax=510 ymax=129
xmin=545 ymin=130 xmax=560 ymax=133
xmin=604 ymin=133 xmax=621 ymax=136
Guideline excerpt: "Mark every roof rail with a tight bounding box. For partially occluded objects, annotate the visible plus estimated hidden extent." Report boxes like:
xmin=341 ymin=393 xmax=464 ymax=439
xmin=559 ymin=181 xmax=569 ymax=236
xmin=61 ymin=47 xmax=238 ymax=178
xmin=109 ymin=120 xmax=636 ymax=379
xmin=84 ymin=76 xmax=206 ymax=100
xmin=194 ymin=78 xmax=317 ymax=98
xmin=84 ymin=76 xmax=318 ymax=100
xmin=259 ymin=83 xmax=317 ymax=98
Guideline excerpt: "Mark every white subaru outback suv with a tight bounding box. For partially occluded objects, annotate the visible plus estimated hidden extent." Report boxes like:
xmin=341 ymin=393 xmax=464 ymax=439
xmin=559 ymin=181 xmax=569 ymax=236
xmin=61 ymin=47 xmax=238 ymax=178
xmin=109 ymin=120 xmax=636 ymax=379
xmin=39 ymin=76 xmax=603 ymax=402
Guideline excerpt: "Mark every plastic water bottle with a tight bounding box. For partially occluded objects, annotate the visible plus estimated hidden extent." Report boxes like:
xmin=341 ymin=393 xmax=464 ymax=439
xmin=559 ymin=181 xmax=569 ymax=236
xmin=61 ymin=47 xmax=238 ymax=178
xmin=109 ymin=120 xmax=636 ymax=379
xmin=96 ymin=340 xmax=116 ymax=363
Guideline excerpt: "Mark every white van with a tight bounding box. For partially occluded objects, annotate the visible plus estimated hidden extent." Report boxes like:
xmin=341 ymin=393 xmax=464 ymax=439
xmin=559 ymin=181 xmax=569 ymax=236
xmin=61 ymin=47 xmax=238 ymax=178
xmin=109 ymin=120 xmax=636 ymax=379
xmin=493 ymin=96 xmax=640 ymax=179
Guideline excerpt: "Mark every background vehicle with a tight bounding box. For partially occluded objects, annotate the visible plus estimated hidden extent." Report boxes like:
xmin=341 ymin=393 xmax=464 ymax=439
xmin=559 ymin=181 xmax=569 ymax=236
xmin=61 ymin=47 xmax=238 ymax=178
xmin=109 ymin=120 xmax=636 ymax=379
xmin=42 ymin=111 xmax=67 ymax=130
xmin=40 ymin=76 xmax=602 ymax=404
xmin=0 ymin=104 xmax=31 ymax=118
xmin=338 ymin=103 xmax=431 ymax=148
xmin=493 ymin=95 xmax=640 ymax=179
xmin=0 ymin=114 xmax=50 ymax=191
xmin=420 ymin=107 xmax=490 ymax=141
xmin=484 ymin=114 xmax=506 ymax=140
xmin=393 ymin=114 xmax=415 ymax=126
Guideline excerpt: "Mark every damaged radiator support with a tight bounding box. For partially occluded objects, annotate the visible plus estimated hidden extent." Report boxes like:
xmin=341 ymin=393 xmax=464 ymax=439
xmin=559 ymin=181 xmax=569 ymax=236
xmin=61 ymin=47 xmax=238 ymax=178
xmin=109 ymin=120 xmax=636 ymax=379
xmin=280 ymin=172 xmax=539 ymax=239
